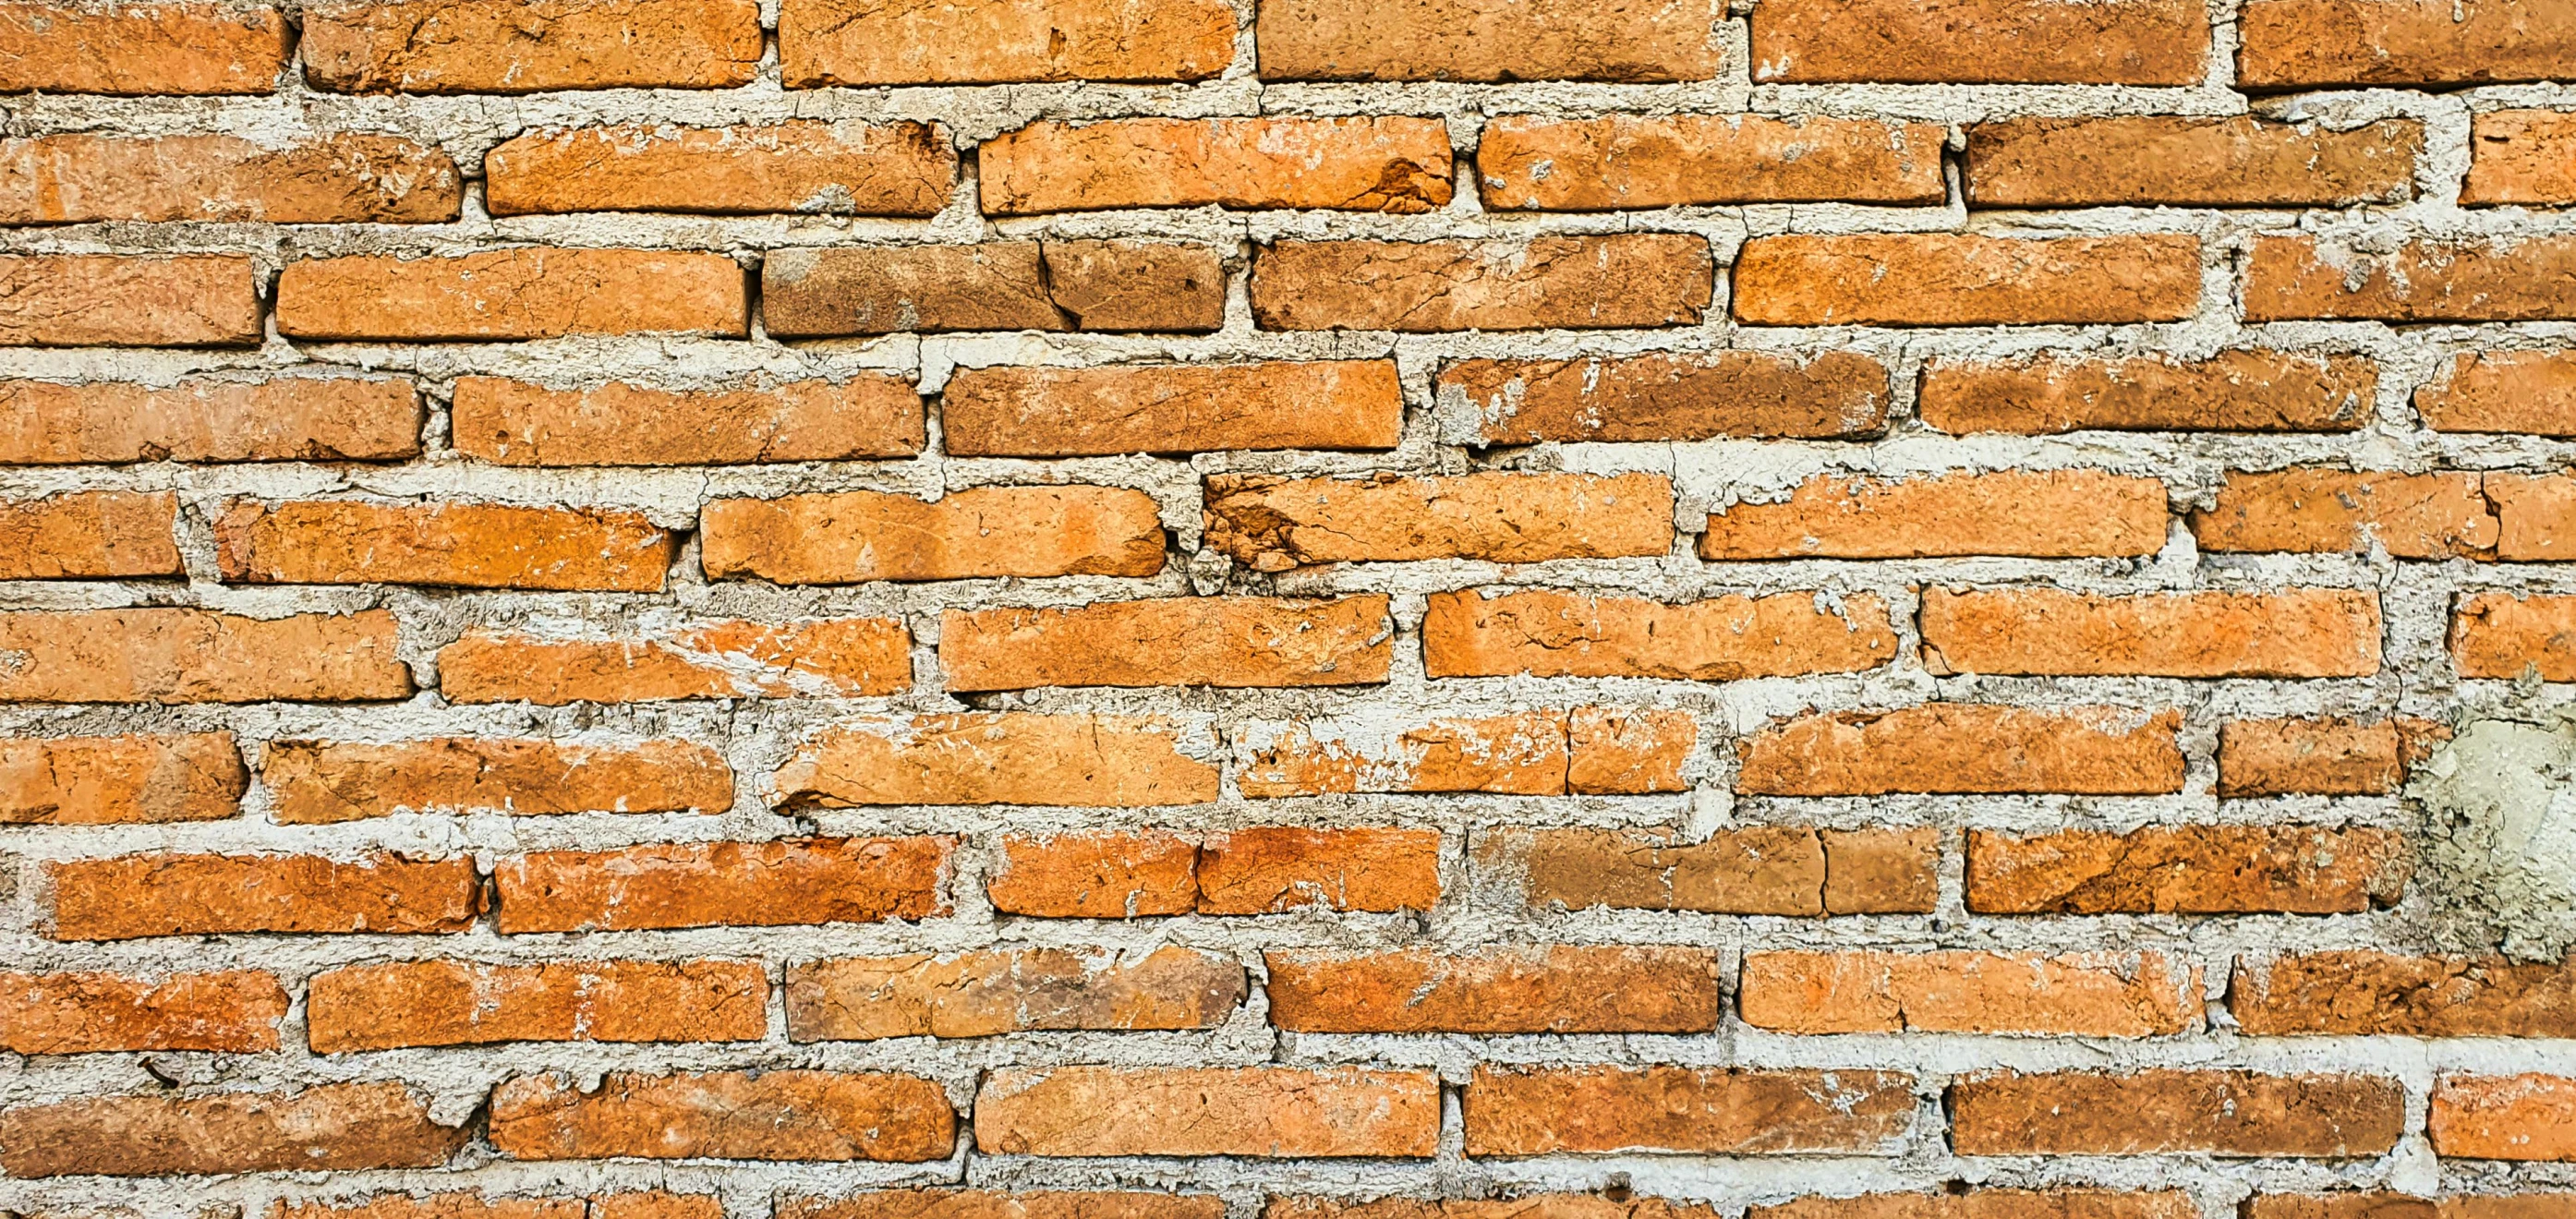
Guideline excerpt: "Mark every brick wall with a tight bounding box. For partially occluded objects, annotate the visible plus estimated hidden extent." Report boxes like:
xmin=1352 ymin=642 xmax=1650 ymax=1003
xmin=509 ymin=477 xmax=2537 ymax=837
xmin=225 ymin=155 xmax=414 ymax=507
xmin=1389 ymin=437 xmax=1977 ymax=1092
xmin=3 ymin=0 xmax=2575 ymax=1214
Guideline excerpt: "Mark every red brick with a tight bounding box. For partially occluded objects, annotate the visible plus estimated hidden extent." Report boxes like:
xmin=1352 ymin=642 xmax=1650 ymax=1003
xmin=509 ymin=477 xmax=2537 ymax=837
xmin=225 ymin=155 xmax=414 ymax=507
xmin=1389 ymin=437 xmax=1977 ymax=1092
xmin=1423 ymin=587 xmax=1897 ymax=680
xmin=1965 ymin=825 xmax=2411 ymax=914
xmin=983 ymin=117 xmax=1451 ymax=214
xmin=1258 ymin=0 xmax=1721 ymax=80
xmin=486 ymin=122 xmax=954 ymax=216
xmin=279 ymin=248 xmax=746 ymax=341
xmin=1238 ymin=711 xmax=1568 ymax=797
xmin=987 ymin=829 xmax=1199 ymax=917
xmin=308 ymin=960 xmax=766 ymax=1052
xmin=47 ymin=851 xmax=480 ymax=940
xmin=0 ymin=254 xmax=260 ymax=346
xmin=214 ymin=500 xmax=673 ymax=590
xmin=703 ymin=486 xmax=1165 ymax=583
xmin=493 ymin=837 xmax=952 ymax=933
xmin=0 ymin=1082 xmax=464 ymax=1177
xmin=1950 ymin=1070 xmax=2405 ymax=1155
xmin=1569 ymin=706 xmax=1698 ymax=794
xmin=0 ymin=970 xmax=286 ymax=1054
xmin=2485 ymin=472 xmax=2576 ymax=561
xmin=1205 ymin=471 xmax=1674 ymax=570
xmin=2466 ymin=111 xmax=2576 ymax=204
xmin=1919 ymin=351 xmax=2376 ymax=435
xmin=1700 ymin=469 xmax=2167 ymax=560
xmin=1479 ymin=115 xmax=1944 ymax=209
xmin=452 ymin=375 xmax=922 ymax=465
xmin=1751 ymin=0 xmax=2208 ymax=83
xmin=1464 ymin=1065 xmax=1915 ymax=1155
xmin=2246 ymin=235 xmax=2576 ymax=321
xmin=2231 ymin=952 xmax=2576 ymax=1037
xmin=2219 ymin=718 xmax=2410 ymax=797
xmin=974 ymin=1066 xmax=1439 ymax=1157
xmin=0 ymin=608 xmax=410 ymax=703
xmin=1254 ymin=235 xmax=1713 ymax=331
xmin=0 ymin=134 xmax=460 ymax=223
xmin=2424 ymin=354 xmax=2576 ymax=435
xmin=2450 ymin=593 xmax=2576 ymax=680
xmin=1735 ymin=235 xmax=2203 ymax=326
xmin=1265 ymin=945 xmax=1720 ymax=1033
xmin=763 ymin=241 xmax=1221 ymax=336
xmin=943 ymin=360 xmax=1403 ymax=456
xmin=263 ymin=737 xmax=731 ymax=823
xmin=1502 ymin=826 xmax=1938 ymax=915
xmin=1740 ymin=950 xmax=2200 ymax=1035
xmin=941 ymin=596 xmax=1392 ymax=691
xmin=303 ymin=0 xmax=760 ymax=92
xmin=0 ymin=489 xmax=178 ymax=577
xmin=1919 ymin=587 xmax=2383 ymax=678
xmin=0 ymin=1 xmax=286 ymax=93
xmin=776 ymin=714 xmax=1215 ymax=809
xmin=272 ymin=1192 xmax=719 ymax=1219
xmin=2429 ymin=1075 xmax=2576 ymax=1160
xmin=1443 ymin=351 xmax=1893 ymax=444
xmin=785 ymin=947 xmax=1243 ymax=1039
xmin=1750 ymin=1193 xmax=2198 ymax=1219
xmin=439 ymin=618 xmax=910 ymax=703
xmin=2240 ymin=0 xmax=2576 ymax=89
xmin=0 ymin=376 xmax=422 ymax=464
xmin=1277 ymin=1199 xmax=1724 ymax=1219
xmin=780 ymin=0 xmax=1236 ymax=86
xmin=2191 ymin=470 xmax=2496 ymax=559
xmin=1739 ymin=704 xmax=2185 ymax=795
xmin=1967 ymin=117 xmax=2418 ymax=207
xmin=1198 ymin=826 xmax=1441 ymax=914
xmin=2241 ymin=1197 xmax=2576 ymax=1219
xmin=780 ymin=1194 xmax=1223 ymax=1219
xmin=0 ymin=732 xmax=244 ymax=825
xmin=490 ymin=1069 xmax=954 ymax=1162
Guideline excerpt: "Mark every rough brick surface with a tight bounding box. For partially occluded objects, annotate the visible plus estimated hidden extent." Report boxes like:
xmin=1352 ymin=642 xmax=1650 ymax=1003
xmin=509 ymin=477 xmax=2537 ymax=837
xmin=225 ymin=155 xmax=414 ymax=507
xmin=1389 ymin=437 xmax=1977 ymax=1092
xmin=780 ymin=0 xmax=1237 ymax=86
xmin=974 ymin=1067 xmax=1441 ymax=1157
xmin=0 ymin=489 xmax=181 ymax=578
xmin=278 ymin=249 xmax=748 ymax=341
xmin=0 ymin=2 xmax=288 ymax=93
xmin=263 ymin=737 xmax=732 ymax=822
xmin=308 ymin=960 xmax=768 ymax=1051
xmin=1698 ymin=469 xmax=2167 ymax=560
xmin=941 ymin=597 xmax=1393 ymax=691
xmin=1255 ymin=0 xmax=1724 ymax=82
xmin=2239 ymin=0 xmax=2576 ymax=89
xmin=1918 ymin=352 xmax=2376 ymax=434
xmin=703 ymin=486 xmax=1165 ymax=583
xmin=0 ymin=1082 xmax=465 ymax=1177
xmin=451 ymin=376 xmax=923 ymax=465
xmin=1919 ymin=587 xmax=2383 ymax=678
xmin=1264 ymin=946 xmax=1720 ymax=1033
xmin=1967 ymin=117 xmax=2419 ymax=207
xmin=944 ymin=361 xmax=1403 ymax=456
xmin=1204 ymin=471 xmax=1674 ymax=569
xmin=0 ymin=134 xmax=462 ymax=223
xmin=0 ymin=731 xmax=245 ymax=825
xmin=1737 ymin=705 xmax=2185 ymax=795
xmin=440 ymin=618 xmax=911 ymax=702
xmin=488 ymin=1070 xmax=955 ymax=1162
xmin=1949 ymin=1070 xmax=2407 ymax=1156
xmin=763 ymin=242 xmax=1221 ymax=336
xmin=0 ymin=377 xmax=424 ymax=464
xmin=486 ymin=122 xmax=955 ymax=217
xmin=0 ymin=969 xmax=287 ymax=1053
xmin=2231 ymin=953 xmax=2576 ymax=1037
xmin=2428 ymin=1075 xmax=2576 ymax=1161
xmin=1462 ymin=1066 xmax=1916 ymax=1155
xmin=1442 ymin=351 xmax=1893 ymax=443
xmin=1966 ymin=827 xmax=2412 ymax=914
xmin=47 ymin=851 xmax=481 ymax=939
xmin=0 ymin=609 xmax=410 ymax=703
xmin=2245 ymin=235 xmax=2576 ymax=321
xmin=1252 ymin=235 xmax=1715 ymax=331
xmin=0 ymin=254 xmax=260 ymax=346
xmin=784 ymin=947 xmax=1244 ymax=1040
xmin=1422 ymin=587 xmax=1897 ymax=679
xmin=1480 ymin=115 xmax=1945 ymax=210
xmin=1734 ymin=235 xmax=2203 ymax=326
xmin=773 ymin=714 xmax=1217 ymax=808
xmin=1751 ymin=0 xmax=2209 ymax=83
xmin=215 ymin=500 xmax=675 ymax=590
xmin=982 ymin=118 xmax=1453 ymax=214
xmin=1740 ymin=951 xmax=2200 ymax=1036
xmin=302 ymin=0 xmax=762 ymax=93
xmin=492 ymin=837 xmax=953 ymax=932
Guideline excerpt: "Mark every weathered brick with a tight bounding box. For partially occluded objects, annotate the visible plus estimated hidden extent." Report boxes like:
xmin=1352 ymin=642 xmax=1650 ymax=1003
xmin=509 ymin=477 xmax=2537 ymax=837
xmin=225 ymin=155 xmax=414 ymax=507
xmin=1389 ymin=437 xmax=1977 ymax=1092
xmin=781 ymin=1193 xmax=1224 ymax=1219
xmin=2452 ymin=593 xmax=2576 ymax=680
xmin=0 ymin=254 xmax=260 ymax=346
xmin=941 ymin=596 xmax=1392 ymax=691
xmin=0 ymin=1 xmax=286 ymax=93
xmin=0 ymin=732 xmax=245 ymax=825
xmin=1952 ymin=1070 xmax=2404 ymax=1155
xmin=1700 ymin=469 xmax=2167 ymax=560
xmin=1750 ymin=1192 xmax=2198 ymax=1219
xmin=1258 ymin=0 xmax=1721 ymax=81
xmin=1751 ymin=0 xmax=2208 ymax=83
xmin=0 ymin=376 xmax=422 ymax=464
xmin=2487 ymin=472 xmax=2576 ymax=561
xmin=2246 ymin=235 xmax=2576 ymax=321
xmin=1506 ymin=826 xmax=1938 ymax=915
xmin=1199 ymin=827 xmax=1441 ymax=913
xmin=47 ymin=851 xmax=480 ymax=940
xmin=974 ymin=1066 xmax=1440 ymax=1157
xmin=0 ymin=1082 xmax=464 ymax=1177
xmin=0 ymin=609 xmax=410 ymax=703
xmin=1264 ymin=945 xmax=1720 ymax=1033
xmin=1238 ymin=711 xmax=1568 ymax=797
xmin=987 ymin=830 xmax=1200 ymax=917
xmin=487 ymin=122 xmax=954 ymax=216
xmin=1464 ymin=1066 xmax=1915 ymax=1155
xmin=1740 ymin=950 xmax=2200 ymax=1035
xmin=1569 ymin=706 xmax=1697 ymax=794
xmin=1443 ymin=351 xmax=1893 ymax=444
xmin=2421 ymin=353 xmax=2576 ymax=436
xmin=1479 ymin=115 xmax=1944 ymax=210
xmin=490 ymin=1070 xmax=954 ymax=1162
xmin=1206 ymin=471 xmax=1675 ymax=570
xmin=452 ymin=375 xmax=922 ymax=465
xmin=1253 ymin=235 xmax=1713 ymax=331
xmin=303 ymin=0 xmax=761 ymax=92
xmin=983 ymin=117 xmax=1451 ymax=214
xmin=784 ymin=947 xmax=1243 ymax=1040
xmin=702 ymin=486 xmax=1165 ymax=583
xmin=780 ymin=0 xmax=1236 ymax=86
xmin=763 ymin=241 xmax=1221 ymax=336
xmin=1919 ymin=587 xmax=2383 ymax=678
xmin=278 ymin=248 xmax=746 ymax=341
xmin=2429 ymin=1074 xmax=2576 ymax=1160
xmin=1422 ymin=587 xmax=1897 ymax=680
xmin=308 ymin=960 xmax=767 ymax=1053
xmin=1739 ymin=705 xmax=2185 ymax=796
xmin=1276 ymin=1199 xmax=1724 ymax=1219
xmin=0 ymin=489 xmax=179 ymax=577
xmin=776 ymin=714 xmax=1215 ymax=809
xmin=1734 ymin=235 xmax=2203 ymax=326
xmin=0 ymin=134 xmax=459 ymax=223
xmin=272 ymin=1192 xmax=719 ymax=1219
xmin=1918 ymin=351 xmax=2376 ymax=435
xmin=492 ymin=837 xmax=952 ymax=933
xmin=2241 ymin=1196 xmax=2576 ymax=1219
xmin=1967 ymin=118 xmax=2418 ymax=207
xmin=214 ymin=500 xmax=673 ymax=590
xmin=2191 ymin=470 xmax=2496 ymax=560
xmin=0 ymin=969 xmax=286 ymax=1054
xmin=2466 ymin=111 xmax=2576 ymax=205
xmin=1825 ymin=827 xmax=1946 ymax=913
xmin=2240 ymin=0 xmax=2576 ymax=89
xmin=1965 ymin=825 xmax=2412 ymax=914
xmin=2231 ymin=952 xmax=2576 ymax=1037
xmin=943 ymin=360 xmax=1403 ymax=456
xmin=263 ymin=737 xmax=732 ymax=823
xmin=2219 ymin=718 xmax=2413 ymax=797
xmin=439 ymin=618 xmax=910 ymax=703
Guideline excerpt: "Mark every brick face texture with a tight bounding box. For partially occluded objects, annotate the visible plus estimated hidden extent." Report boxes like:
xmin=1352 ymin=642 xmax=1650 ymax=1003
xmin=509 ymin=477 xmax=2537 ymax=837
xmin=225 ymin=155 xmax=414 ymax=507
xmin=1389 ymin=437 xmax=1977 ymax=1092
xmin=2 ymin=1 xmax=2569 ymax=1215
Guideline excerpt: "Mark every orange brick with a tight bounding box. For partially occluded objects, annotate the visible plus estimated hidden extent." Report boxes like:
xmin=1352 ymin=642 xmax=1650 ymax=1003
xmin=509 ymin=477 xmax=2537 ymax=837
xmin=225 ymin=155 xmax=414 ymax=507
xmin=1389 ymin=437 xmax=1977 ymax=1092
xmin=1256 ymin=0 xmax=1722 ymax=81
xmin=0 ymin=732 xmax=244 ymax=825
xmin=1752 ymin=0 xmax=2208 ymax=83
xmin=302 ymin=0 xmax=760 ymax=92
xmin=2241 ymin=1197 xmax=2576 ymax=1219
xmin=1919 ymin=351 xmax=2376 ymax=435
xmin=1480 ymin=115 xmax=1944 ymax=210
xmin=1569 ymin=706 xmax=1697 ymax=794
xmin=1464 ymin=1065 xmax=1914 ymax=1155
xmin=1199 ymin=827 xmax=1441 ymax=914
xmin=307 ymin=960 xmax=765 ymax=1053
xmin=2190 ymin=469 xmax=2497 ymax=559
xmin=1443 ymin=351 xmax=1893 ymax=444
xmin=702 ymin=486 xmax=1165 ymax=583
xmin=0 ymin=1 xmax=285 ymax=93
xmin=772 ymin=714 xmax=1217 ymax=808
xmin=1265 ymin=945 xmax=1719 ymax=1033
xmin=215 ymin=500 xmax=673 ymax=590
xmin=271 ymin=1192 xmax=718 ymax=1219
xmin=1699 ymin=469 xmax=2167 ymax=559
xmin=1741 ymin=950 xmax=2200 ymax=1035
xmin=1967 ymin=117 xmax=2418 ymax=207
xmin=0 ymin=254 xmax=259 ymax=346
xmin=2466 ymin=111 xmax=2576 ymax=205
xmin=1205 ymin=471 xmax=1674 ymax=570
xmin=2247 ymin=235 xmax=2576 ymax=321
xmin=784 ymin=947 xmax=1243 ymax=1039
xmin=1504 ymin=826 xmax=1938 ymax=915
xmin=983 ymin=117 xmax=1451 ymax=214
xmin=2485 ymin=472 xmax=2576 ymax=561
xmin=780 ymin=0 xmax=1235 ymax=86
xmin=1740 ymin=704 xmax=2185 ymax=795
xmin=1735 ymin=235 xmax=2203 ymax=326
xmin=263 ymin=738 xmax=731 ymax=823
xmin=1950 ymin=1070 xmax=2405 ymax=1155
xmin=486 ymin=122 xmax=954 ymax=216
xmin=1239 ymin=711 xmax=1568 ymax=797
xmin=492 ymin=837 xmax=952 ymax=933
xmin=974 ymin=1066 xmax=1439 ymax=1157
xmin=0 ymin=376 xmax=420 ymax=464
xmin=1422 ymin=587 xmax=1897 ymax=680
xmin=2420 ymin=352 xmax=2576 ymax=436
xmin=0 ymin=1082 xmax=464 ymax=1177
xmin=1965 ymin=825 xmax=2411 ymax=914
xmin=1750 ymin=1193 xmax=2197 ymax=1219
xmin=0 ymin=489 xmax=178 ymax=577
xmin=46 ymin=851 xmax=479 ymax=940
xmin=0 ymin=608 xmax=410 ymax=703
xmin=0 ymin=970 xmax=286 ymax=1054
xmin=781 ymin=1194 xmax=1223 ymax=1219
xmin=1275 ymin=1199 xmax=1723 ymax=1219
xmin=1254 ymin=235 xmax=1713 ymax=331
xmin=2431 ymin=1075 xmax=2576 ymax=1160
xmin=279 ymin=248 xmax=746 ymax=341
xmin=940 ymin=596 xmax=1392 ymax=691
xmin=0 ymin=134 xmax=459 ymax=223
xmin=490 ymin=1069 xmax=953 ymax=1162
xmin=2240 ymin=0 xmax=2576 ymax=89
xmin=1824 ymin=827 xmax=1946 ymax=913
xmin=1919 ymin=587 xmax=2383 ymax=678
xmin=2219 ymin=718 xmax=2407 ymax=797
xmin=943 ymin=360 xmax=1403 ymax=457
xmin=2454 ymin=593 xmax=2576 ymax=678
xmin=439 ymin=618 xmax=910 ymax=703
xmin=987 ymin=829 xmax=1201 ymax=918
xmin=2231 ymin=952 xmax=2576 ymax=1037
xmin=452 ymin=375 xmax=922 ymax=465
xmin=763 ymin=241 xmax=1221 ymax=336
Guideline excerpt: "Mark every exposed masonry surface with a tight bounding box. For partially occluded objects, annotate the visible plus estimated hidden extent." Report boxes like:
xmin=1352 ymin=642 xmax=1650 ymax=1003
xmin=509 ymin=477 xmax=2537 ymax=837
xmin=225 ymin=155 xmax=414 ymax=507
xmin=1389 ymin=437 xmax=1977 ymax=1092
xmin=7 ymin=0 xmax=2576 ymax=1218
